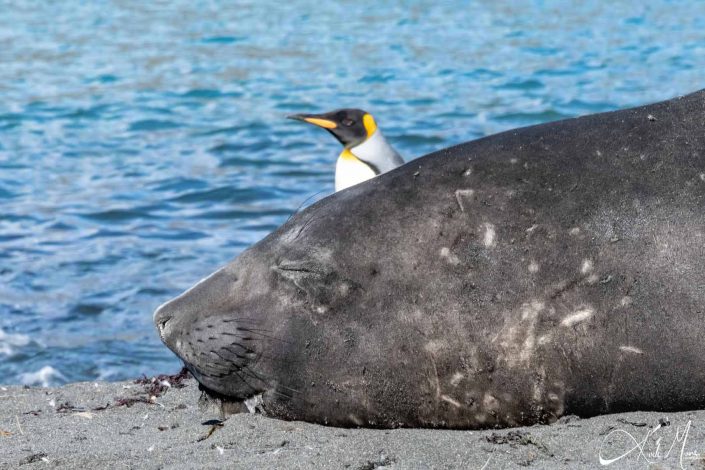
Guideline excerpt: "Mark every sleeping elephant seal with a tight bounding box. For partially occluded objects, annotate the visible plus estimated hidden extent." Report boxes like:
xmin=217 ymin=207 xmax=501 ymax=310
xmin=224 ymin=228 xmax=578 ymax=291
xmin=154 ymin=89 xmax=705 ymax=429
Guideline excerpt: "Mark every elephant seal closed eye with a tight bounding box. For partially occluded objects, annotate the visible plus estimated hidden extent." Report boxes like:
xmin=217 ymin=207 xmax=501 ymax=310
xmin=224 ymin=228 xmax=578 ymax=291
xmin=155 ymin=89 xmax=705 ymax=429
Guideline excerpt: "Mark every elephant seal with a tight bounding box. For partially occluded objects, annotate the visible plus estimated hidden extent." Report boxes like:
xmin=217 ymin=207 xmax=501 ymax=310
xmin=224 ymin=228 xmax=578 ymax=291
xmin=155 ymin=89 xmax=705 ymax=429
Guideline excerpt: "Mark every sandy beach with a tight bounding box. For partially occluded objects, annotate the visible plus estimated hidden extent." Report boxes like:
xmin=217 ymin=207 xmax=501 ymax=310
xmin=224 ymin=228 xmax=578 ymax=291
xmin=1 ymin=372 xmax=702 ymax=469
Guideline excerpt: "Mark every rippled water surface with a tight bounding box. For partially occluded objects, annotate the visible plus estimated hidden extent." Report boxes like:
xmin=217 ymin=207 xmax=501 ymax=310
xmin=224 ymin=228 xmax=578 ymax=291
xmin=2 ymin=1 xmax=705 ymax=385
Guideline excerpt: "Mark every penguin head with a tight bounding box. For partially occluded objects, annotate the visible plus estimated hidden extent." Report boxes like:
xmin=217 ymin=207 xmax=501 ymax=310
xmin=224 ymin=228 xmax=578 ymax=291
xmin=288 ymin=108 xmax=378 ymax=148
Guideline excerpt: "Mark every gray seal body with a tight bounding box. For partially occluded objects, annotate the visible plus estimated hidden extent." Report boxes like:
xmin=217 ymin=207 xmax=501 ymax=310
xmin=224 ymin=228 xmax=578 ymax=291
xmin=155 ymin=90 xmax=705 ymax=429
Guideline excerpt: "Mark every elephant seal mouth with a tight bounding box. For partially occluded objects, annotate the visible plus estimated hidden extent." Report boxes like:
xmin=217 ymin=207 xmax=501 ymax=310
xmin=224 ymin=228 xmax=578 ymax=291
xmin=192 ymin=370 xmax=266 ymax=416
xmin=169 ymin=317 xmax=271 ymax=400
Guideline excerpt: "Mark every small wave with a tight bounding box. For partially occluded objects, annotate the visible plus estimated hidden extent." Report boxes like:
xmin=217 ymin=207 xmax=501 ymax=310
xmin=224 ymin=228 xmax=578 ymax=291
xmin=188 ymin=208 xmax=291 ymax=220
xmin=92 ymin=74 xmax=119 ymax=83
xmin=128 ymin=119 xmax=181 ymax=132
xmin=0 ymin=185 xmax=17 ymax=200
xmin=60 ymin=104 xmax=111 ymax=120
xmin=138 ymin=230 xmax=209 ymax=241
xmin=47 ymin=222 xmax=76 ymax=231
xmin=0 ymin=233 xmax=25 ymax=242
xmin=208 ymin=140 xmax=277 ymax=156
xmin=521 ymin=46 xmax=561 ymax=56
xmin=219 ymin=155 xmax=299 ymax=169
xmin=0 ymin=328 xmax=30 ymax=356
xmin=169 ymin=186 xmax=275 ymax=204
xmin=179 ymin=89 xmax=242 ymax=99
xmin=239 ymin=223 xmax=280 ymax=232
xmin=81 ymin=228 xmax=130 ymax=239
xmin=69 ymin=303 xmax=106 ymax=316
xmin=494 ymin=110 xmax=571 ymax=125
xmin=396 ymin=134 xmax=446 ymax=146
xmin=358 ymin=73 xmax=395 ymax=84
xmin=269 ymin=169 xmax=328 ymax=179
xmin=19 ymin=366 xmax=67 ymax=387
xmin=496 ymin=78 xmax=545 ymax=91
xmin=200 ymin=35 xmax=245 ymax=44
xmin=461 ymin=68 xmax=503 ymax=79
xmin=150 ymin=177 xmax=208 ymax=193
xmin=77 ymin=208 xmax=153 ymax=223
xmin=196 ymin=122 xmax=267 ymax=137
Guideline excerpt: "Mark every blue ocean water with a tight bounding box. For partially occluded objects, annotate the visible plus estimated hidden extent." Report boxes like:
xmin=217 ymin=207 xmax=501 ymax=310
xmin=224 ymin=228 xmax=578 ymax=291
xmin=1 ymin=1 xmax=705 ymax=386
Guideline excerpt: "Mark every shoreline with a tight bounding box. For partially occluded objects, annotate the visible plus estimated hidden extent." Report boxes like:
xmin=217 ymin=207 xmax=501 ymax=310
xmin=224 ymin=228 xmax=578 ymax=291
xmin=1 ymin=376 xmax=702 ymax=469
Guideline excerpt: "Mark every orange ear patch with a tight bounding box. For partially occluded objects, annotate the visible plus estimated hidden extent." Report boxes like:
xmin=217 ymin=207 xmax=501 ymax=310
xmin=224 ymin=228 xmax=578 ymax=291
xmin=363 ymin=114 xmax=377 ymax=136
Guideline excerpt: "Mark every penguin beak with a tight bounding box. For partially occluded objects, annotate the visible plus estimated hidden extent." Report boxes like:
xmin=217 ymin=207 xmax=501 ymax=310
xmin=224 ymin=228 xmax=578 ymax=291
xmin=287 ymin=113 xmax=338 ymax=129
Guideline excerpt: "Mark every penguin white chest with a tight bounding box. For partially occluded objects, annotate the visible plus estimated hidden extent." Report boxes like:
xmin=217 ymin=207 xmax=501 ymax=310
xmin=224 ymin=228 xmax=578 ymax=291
xmin=335 ymin=151 xmax=376 ymax=191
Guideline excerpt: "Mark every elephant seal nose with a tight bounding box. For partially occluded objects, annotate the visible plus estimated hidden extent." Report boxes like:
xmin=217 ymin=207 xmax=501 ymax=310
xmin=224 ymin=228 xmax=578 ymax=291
xmin=152 ymin=266 xmax=236 ymax=351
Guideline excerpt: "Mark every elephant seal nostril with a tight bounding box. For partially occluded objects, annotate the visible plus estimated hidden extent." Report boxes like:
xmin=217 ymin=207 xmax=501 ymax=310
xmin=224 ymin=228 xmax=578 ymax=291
xmin=153 ymin=301 xmax=178 ymax=345
xmin=157 ymin=319 xmax=170 ymax=340
xmin=154 ymin=309 xmax=172 ymax=335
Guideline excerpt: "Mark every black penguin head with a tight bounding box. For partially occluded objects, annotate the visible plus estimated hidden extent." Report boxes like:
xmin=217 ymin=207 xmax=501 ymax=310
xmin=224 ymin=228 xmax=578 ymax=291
xmin=288 ymin=108 xmax=377 ymax=148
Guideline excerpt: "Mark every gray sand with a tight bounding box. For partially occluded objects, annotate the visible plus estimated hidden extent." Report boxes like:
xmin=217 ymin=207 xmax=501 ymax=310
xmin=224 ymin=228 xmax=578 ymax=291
xmin=1 ymin=375 xmax=703 ymax=469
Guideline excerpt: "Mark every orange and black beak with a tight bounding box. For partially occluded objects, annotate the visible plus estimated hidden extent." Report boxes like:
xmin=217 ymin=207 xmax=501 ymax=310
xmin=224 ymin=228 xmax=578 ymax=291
xmin=287 ymin=113 xmax=338 ymax=129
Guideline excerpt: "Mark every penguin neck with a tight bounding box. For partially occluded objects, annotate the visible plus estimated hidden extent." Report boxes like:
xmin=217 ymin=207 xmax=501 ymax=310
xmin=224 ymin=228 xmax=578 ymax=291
xmin=348 ymin=130 xmax=402 ymax=174
xmin=335 ymin=149 xmax=377 ymax=191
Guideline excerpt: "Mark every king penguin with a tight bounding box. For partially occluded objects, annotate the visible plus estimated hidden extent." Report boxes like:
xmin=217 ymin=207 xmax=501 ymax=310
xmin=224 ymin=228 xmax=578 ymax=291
xmin=288 ymin=109 xmax=404 ymax=191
